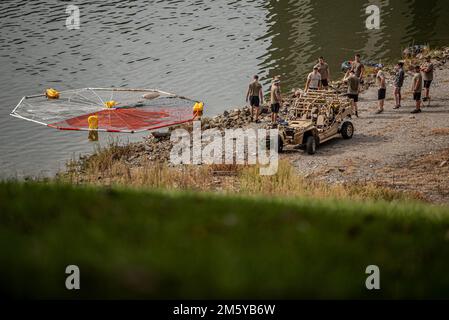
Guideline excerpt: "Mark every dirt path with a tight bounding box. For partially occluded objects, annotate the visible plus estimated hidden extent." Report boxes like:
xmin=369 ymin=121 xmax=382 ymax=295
xmin=287 ymin=62 xmax=449 ymax=203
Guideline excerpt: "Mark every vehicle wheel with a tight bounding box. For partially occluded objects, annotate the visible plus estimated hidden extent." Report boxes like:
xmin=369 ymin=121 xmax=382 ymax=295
xmin=306 ymin=136 xmax=316 ymax=155
xmin=277 ymin=135 xmax=284 ymax=153
xmin=341 ymin=122 xmax=354 ymax=139
xmin=267 ymin=135 xmax=284 ymax=153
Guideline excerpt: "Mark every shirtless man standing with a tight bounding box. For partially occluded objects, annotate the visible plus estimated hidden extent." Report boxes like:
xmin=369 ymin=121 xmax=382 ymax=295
xmin=270 ymin=79 xmax=282 ymax=124
xmin=246 ymin=75 xmax=264 ymax=123
xmin=375 ymin=64 xmax=386 ymax=114
xmin=411 ymin=65 xmax=423 ymax=114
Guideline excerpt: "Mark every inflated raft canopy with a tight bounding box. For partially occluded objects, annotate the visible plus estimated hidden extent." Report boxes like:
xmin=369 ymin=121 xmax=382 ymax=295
xmin=10 ymin=88 xmax=201 ymax=133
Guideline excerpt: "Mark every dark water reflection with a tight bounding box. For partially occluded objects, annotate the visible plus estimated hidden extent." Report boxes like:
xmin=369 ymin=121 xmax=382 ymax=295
xmin=0 ymin=0 xmax=448 ymax=177
xmin=260 ymin=0 xmax=449 ymax=90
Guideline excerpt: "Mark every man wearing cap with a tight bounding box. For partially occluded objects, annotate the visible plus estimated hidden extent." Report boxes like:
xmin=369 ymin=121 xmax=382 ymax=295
xmin=375 ymin=64 xmax=386 ymax=114
xmin=246 ymin=75 xmax=264 ymax=123
xmin=305 ymin=66 xmax=322 ymax=92
xmin=421 ymin=56 xmax=434 ymax=102
xmin=270 ymin=79 xmax=282 ymax=124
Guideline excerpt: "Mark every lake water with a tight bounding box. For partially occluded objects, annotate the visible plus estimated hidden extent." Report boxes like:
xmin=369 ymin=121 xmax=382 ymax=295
xmin=1 ymin=0 xmax=448 ymax=178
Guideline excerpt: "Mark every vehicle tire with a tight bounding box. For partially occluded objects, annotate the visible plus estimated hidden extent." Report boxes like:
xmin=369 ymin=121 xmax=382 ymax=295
xmin=267 ymin=135 xmax=284 ymax=153
xmin=306 ymin=135 xmax=316 ymax=155
xmin=277 ymin=135 xmax=284 ymax=153
xmin=341 ymin=122 xmax=354 ymax=139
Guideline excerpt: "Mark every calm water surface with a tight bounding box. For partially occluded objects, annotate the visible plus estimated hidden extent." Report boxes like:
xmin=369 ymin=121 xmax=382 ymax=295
xmin=1 ymin=0 xmax=448 ymax=177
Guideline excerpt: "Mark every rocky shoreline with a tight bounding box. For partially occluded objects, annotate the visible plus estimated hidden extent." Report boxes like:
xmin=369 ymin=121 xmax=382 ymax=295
xmin=65 ymin=47 xmax=449 ymax=203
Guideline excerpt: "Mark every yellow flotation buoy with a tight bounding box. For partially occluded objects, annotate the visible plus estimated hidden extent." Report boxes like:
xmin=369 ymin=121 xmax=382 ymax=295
xmin=193 ymin=102 xmax=204 ymax=117
xmin=105 ymin=100 xmax=117 ymax=108
xmin=88 ymin=115 xmax=99 ymax=141
xmin=46 ymin=88 xmax=60 ymax=99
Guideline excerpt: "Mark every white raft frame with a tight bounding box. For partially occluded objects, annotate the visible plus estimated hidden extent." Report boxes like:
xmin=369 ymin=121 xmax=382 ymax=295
xmin=10 ymin=88 xmax=199 ymax=133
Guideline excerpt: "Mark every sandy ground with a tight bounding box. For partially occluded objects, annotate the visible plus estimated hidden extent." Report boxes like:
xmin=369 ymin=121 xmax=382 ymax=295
xmin=286 ymin=63 xmax=449 ymax=203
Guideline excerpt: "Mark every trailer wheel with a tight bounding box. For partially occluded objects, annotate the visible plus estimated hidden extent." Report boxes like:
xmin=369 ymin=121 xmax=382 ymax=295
xmin=306 ymin=136 xmax=317 ymax=155
xmin=341 ymin=122 xmax=354 ymax=139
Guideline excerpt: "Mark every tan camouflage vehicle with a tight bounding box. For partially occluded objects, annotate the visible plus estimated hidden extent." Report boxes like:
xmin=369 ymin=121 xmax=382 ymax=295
xmin=268 ymin=91 xmax=354 ymax=154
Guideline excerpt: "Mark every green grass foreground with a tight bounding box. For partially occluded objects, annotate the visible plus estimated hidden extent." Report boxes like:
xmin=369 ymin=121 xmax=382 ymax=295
xmin=0 ymin=182 xmax=448 ymax=299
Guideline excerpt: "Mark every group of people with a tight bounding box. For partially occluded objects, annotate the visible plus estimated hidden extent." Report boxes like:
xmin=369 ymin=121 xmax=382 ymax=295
xmin=245 ymin=74 xmax=283 ymax=124
xmin=340 ymin=53 xmax=434 ymax=116
xmin=245 ymin=53 xmax=434 ymax=123
xmin=375 ymin=56 xmax=434 ymax=114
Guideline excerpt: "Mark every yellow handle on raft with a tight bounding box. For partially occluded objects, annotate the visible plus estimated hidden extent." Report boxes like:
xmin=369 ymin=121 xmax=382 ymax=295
xmin=46 ymin=88 xmax=60 ymax=99
xmin=193 ymin=102 xmax=204 ymax=116
xmin=88 ymin=115 xmax=98 ymax=130
xmin=105 ymin=100 xmax=117 ymax=108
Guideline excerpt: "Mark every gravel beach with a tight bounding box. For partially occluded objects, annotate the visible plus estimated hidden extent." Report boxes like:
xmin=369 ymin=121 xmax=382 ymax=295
xmin=66 ymin=48 xmax=449 ymax=203
xmin=287 ymin=50 xmax=449 ymax=203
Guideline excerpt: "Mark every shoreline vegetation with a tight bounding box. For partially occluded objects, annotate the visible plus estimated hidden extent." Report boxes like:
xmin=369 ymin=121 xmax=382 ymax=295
xmin=60 ymin=157 xmax=423 ymax=203
xmin=56 ymin=46 xmax=449 ymax=205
